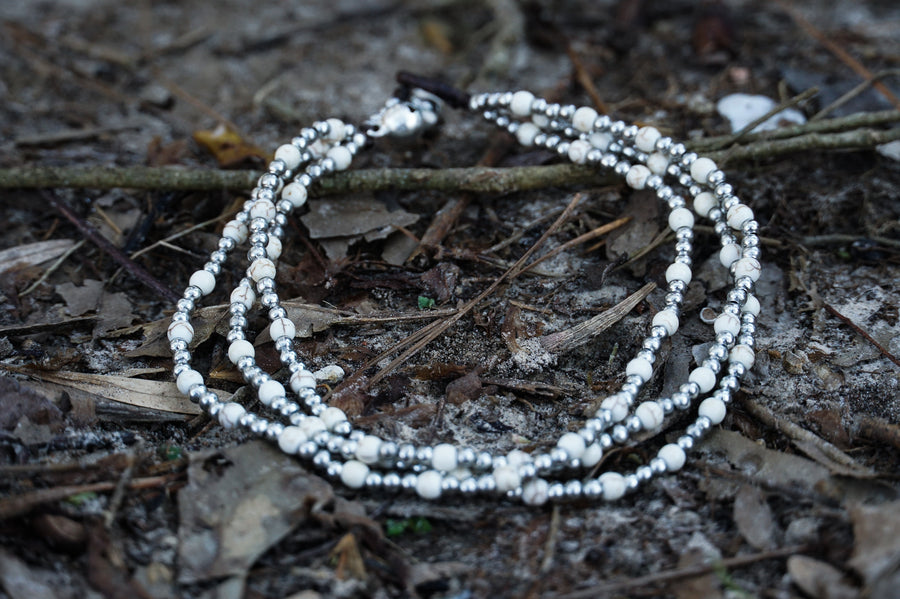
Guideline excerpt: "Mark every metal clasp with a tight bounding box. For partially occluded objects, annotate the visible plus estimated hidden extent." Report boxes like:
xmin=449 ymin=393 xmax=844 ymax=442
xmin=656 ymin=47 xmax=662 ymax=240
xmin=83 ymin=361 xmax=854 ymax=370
xmin=366 ymin=89 xmax=441 ymax=138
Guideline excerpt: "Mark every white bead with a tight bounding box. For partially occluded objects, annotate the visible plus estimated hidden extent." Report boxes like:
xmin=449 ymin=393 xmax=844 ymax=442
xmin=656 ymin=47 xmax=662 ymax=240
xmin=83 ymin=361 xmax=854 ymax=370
xmin=581 ymin=442 xmax=603 ymax=467
xmin=355 ymin=435 xmax=382 ymax=464
xmin=658 ymin=443 xmax=686 ymax=471
xmin=510 ymin=91 xmax=535 ymax=117
xmin=269 ymin=317 xmax=295 ymax=340
xmin=248 ymin=258 xmax=276 ymax=282
xmin=601 ymin=394 xmax=630 ymax=422
xmin=652 ymin=309 xmax=679 ymax=335
xmin=690 ymin=157 xmax=717 ymax=184
xmin=733 ymin=257 xmax=761 ymax=282
xmin=223 ymin=220 xmax=248 ymax=244
xmin=599 ymin=472 xmax=626 ymax=501
xmin=699 ymin=397 xmax=727 ymax=424
xmin=714 ymin=313 xmax=741 ymax=336
xmin=522 ymin=478 xmax=549 ymax=506
xmin=219 ymin=402 xmax=245 ymax=429
xmin=258 ymin=379 xmax=285 ymax=406
xmin=327 ymin=145 xmax=353 ymax=171
xmin=689 ymin=366 xmax=717 ymax=393
xmin=567 ymin=139 xmax=592 ymax=164
xmin=515 ymin=122 xmax=539 ymax=146
xmin=572 ymin=106 xmax=598 ymax=132
xmin=176 ymin=369 xmax=203 ymax=394
xmin=290 ymin=369 xmax=317 ymax=392
xmin=282 ymin=183 xmax=308 ymax=208
xmin=274 ymin=144 xmax=302 ymax=170
xmin=299 ymin=416 xmax=326 ymax=436
xmin=266 ymin=237 xmax=282 ymax=260
xmin=719 ymin=243 xmax=741 ymax=267
xmin=625 ymin=357 xmax=653 ymax=381
xmin=666 ymin=262 xmax=692 ymax=284
xmin=589 ymin=132 xmax=612 ymax=150
xmin=668 ymin=207 xmax=695 ymax=232
xmin=646 ymin=152 xmax=669 ymax=175
xmin=249 ymin=199 xmax=276 ymax=222
xmin=416 ymin=470 xmax=443 ymax=500
xmin=532 ymin=113 xmax=549 ymax=127
xmin=189 ymin=270 xmax=215 ymax=296
xmin=635 ymin=401 xmax=664 ymax=430
xmin=432 ymin=443 xmax=458 ymax=471
xmin=493 ymin=465 xmax=520 ymax=493
xmin=635 ymin=126 xmax=661 ymax=153
xmin=341 ymin=460 xmax=369 ymax=489
xmin=742 ymin=294 xmax=761 ymax=315
xmin=730 ymin=344 xmax=756 ymax=369
xmin=167 ymin=320 xmax=194 ymax=343
xmin=693 ymin=192 xmax=717 ymax=218
xmin=230 ymin=285 xmax=255 ymax=309
xmin=325 ymin=118 xmax=346 ymax=141
xmin=727 ymin=204 xmax=754 ymax=230
xmin=277 ymin=426 xmax=307 ymax=454
xmin=625 ymin=164 xmax=652 ymax=190
xmin=227 ymin=339 xmax=255 ymax=364
xmin=557 ymin=432 xmax=586 ymax=459
xmin=321 ymin=407 xmax=348 ymax=430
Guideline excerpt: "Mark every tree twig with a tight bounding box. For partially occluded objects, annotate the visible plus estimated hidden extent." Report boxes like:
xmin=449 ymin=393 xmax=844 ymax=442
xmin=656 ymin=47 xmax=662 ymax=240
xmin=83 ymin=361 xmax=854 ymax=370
xmin=824 ymin=302 xmax=900 ymax=367
xmin=704 ymin=87 xmax=819 ymax=151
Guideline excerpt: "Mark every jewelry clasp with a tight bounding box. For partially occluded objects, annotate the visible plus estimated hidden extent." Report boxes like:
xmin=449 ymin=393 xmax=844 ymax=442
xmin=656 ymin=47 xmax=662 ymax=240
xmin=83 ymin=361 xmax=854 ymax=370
xmin=366 ymin=89 xmax=441 ymax=138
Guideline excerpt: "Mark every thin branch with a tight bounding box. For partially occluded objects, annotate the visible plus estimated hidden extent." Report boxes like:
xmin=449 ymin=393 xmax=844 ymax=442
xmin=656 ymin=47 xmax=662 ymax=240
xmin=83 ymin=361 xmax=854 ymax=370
xmin=824 ymin=302 xmax=900 ymax=367
xmin=708 ymin=127 xmax=900 ymax=164
xmin=704 ymin=87 xmax=819 ymax=151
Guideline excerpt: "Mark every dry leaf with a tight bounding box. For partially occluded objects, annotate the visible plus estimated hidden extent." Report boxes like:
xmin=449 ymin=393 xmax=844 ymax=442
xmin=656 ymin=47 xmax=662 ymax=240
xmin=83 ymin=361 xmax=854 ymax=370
xmin=0 ymin=548 xmax=59 ymax=599
xmin=330 ymin=533 xmax=367 ymax=580
xmin=193 ymin=123 xmax=267 ymax=167
xmin=671 ymin=548 xmax=723 ymax=599
xmin=301 ymin=197 xmax=418 ymax=260
xmin=787 ymin=555 xmax=858 ymax=599
xmin=733 ymin=484 xmax=776 ymax=550
xmin=849 ymin=501 xmax=900 ymax=596
xmin=0 ymin=239 xmax=75 ymax=274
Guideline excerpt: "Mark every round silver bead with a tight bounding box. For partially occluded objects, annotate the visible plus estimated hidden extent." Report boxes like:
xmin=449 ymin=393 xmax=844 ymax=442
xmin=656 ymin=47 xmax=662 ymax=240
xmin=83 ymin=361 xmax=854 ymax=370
xmin=383 ymin=473 xmax=401 ymax=490
xmin=611 ymin=425 xmax=629 ymax=444
xmin=459 ymin=477 xmax=478 ymax=495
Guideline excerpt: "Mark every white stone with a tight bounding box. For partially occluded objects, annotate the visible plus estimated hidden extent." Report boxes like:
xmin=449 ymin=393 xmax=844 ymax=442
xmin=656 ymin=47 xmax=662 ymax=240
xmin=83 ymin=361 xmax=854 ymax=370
xmin=176 ymin=369 xmax=203 ymax=394
xmin=699 ymin=397 xmax=727 ymax=424
xmin=223 ymin=220 xmax=248 ymax=244
xmin=416 ymin=470 xmax=443 ymax=500
xmin=714 ymin=313 xmax=741 ymax=336
xmin=733 ymin=257 xmax=761 ymax=282
xmin=230 ymin=285 xmax=255 ymax=309
xmin=652 ymin=309 xmax=679 ymax=335
xmin=248 ymin=258 xmax=276 ymax=282
xmin=269 ymin=317 xmax=295 ymax=340
xmin=515 ymin=122 xmax=539 ymax=146
xmin=321 ymin=407 xmax=347 ymax=430
xmin=668 ymin=207 xmax=695 ymax=232
xmin=589 ymin=132 xmax=612 ymax=150
xmin=599 ymin=472 xmax=626 ymax=501
xmin=282 ymin=183 xmax=308 ymax=208
xmin=567 ymin=139 xmax=592 ymax=164
xmin=325 ymin=118 xmax=346 ymax=142
xmin=572 ymin=106 xmax=598 ymax=132
xmin=493 ymin=465 xmax=521 ymax=493
xmin=635 ymin=126 xmax=661 ymax=153
xmin=600 ymin=394 xmax=630 ymax=422
xmin=506 ymin=450 xmax=531 ymax=468
xmin=290 ymin=369 xmax=317 ymax=392
xmin=277 ymin=426 xmax=307 ymax=454
xmin=689 ymin=366 xmax=717 ymax=393
xmin=666 ymin=262 xmax=692 ymax=284
xmin=690 ymin=157 xmax=717 ymax=184
xmin=635 ymin=401 xmax=664 ymax=430
xmin=189 ymin=270 xmax=215 ymax=296
xmin=742 ymin=294 xmax=761 ymax=316
xmin=625 ymin=164 xmax=652 ymax=190
xmin=693 ymin=192 xmax=717 ymax=217
xmin=716 ymin=93 xmax=806 ymax=133
xmin=719 ymin=243 xmax=741 ymax=267
xmin=219 ymin=402 xmax=245 ymax=429
xmin=327 ymin=145 xmax=353 ymax=171
xmin=625 ymin=357 xmax=653 ymax=382
xmin=646 ymin=152 xmax=669 ymax=175
xmin=522 ymin=478 xmax=549 ymax=506
xmin=581 ymin=443 xmax=603 ymax=467
xmin=355 ymin=435 xmax=382 ymax=464
xmin=557 ymin=432 xmax=586 ymax=459
xmin=249 ymin=199 xmax=276 ymax=221
xmin=167 ymin=320 xmax=194 ymax=343
xmin=274 ymin=144 xmax=302 ymax=170
xmin=266 ymin=237 xmax=282 ymax=260
xmin=432 ymin=443 xmax=458 ymax=471
xmin=727 ymin=204 xmax=754 ymax=230
xmin=730 ymin=344 xmax=756 ymax=369
xmin=313 ymin=364 xmax=345 ymax=383
xmin=341 ymin=460 xmax=369 ymax=489
xmin=258 ymin=379 xmax=285 ymax=406
xmin=227 ymin=339 xmax=255 ymax=364
xmin=658 ymin=443 xmax=686 ymax=471
xmin=510 ymin=91 xmax=535 ymax=117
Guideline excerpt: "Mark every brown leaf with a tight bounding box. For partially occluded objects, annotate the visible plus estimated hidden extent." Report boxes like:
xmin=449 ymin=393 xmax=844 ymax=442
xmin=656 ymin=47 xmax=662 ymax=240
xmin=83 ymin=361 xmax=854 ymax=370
xmin=0 ymin=376 xmax=64 ymax=432
xmin=0 ymin=239 xmax=76 ymax=274
xmin=734 ymin=484 xmax=776 ymax=550
xmin=445 ymin=371 xmax=482 ymax=405
xmin=849 ymin=501 xmax=900 ymax=595
xmin=330 ymin=533 xmax=367 ymax=580
xmin=787 ymin=555 xmax=858 ymax=599
xmin=193 ymin=124 xmax=267 ymax=167
xmin=671 ymin=548 xmax=723 ymax=599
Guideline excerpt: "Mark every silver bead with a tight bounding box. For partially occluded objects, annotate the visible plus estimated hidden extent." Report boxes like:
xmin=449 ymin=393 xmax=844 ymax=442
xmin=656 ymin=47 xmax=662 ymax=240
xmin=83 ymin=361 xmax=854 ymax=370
xmin=477 ymin=474 xmax=496 ymax=493
xmin=312 ymin=430 xmax=330 ymax=447
xmin=636 ymin=465 xmax=653 ymax=482
xmin=714 ymin=183 xmax=733 ymax=199
xmin=624 ymin=474 xmax=640 ymax=492
xmin=383 ymin=473 xmax=401 ymax=490
xmin=649 ymin=457 xmax=667 ymax=474
xmin=611 ymin=425 xmax=629 ymax=444
xmin=416 ymin=446 xmax=434 ymax=464
xmin=333 ymin=421 xmax=352 ymax=437
xmin=599 ymin=433 xmax=613 ymax=450
xmin=312 ymin=450 xmax=330 ymax=468
xmin=247 ymin=246 xmax=266 ymax=261
xmin=251 ymin=419 xmax=269 ymax=435
xmin=564 ymin=479 xmax=583 ymax=499
xmin=326 ymin=462 xmax=343 ymax=478
xmin=625 ymin=415 xmax=642 ymax=433
xmin=660 ymin=397 xmax=674 ymax=413
xmin=268 ymin=159 xmax=286 ymax=176
xmin=642 ymin=336 xmax=662 ymax=352
xmin=547 ymin=482 xmax=566 ymax=501
xmin=171 ymin=311 xmax=189 ymax=323
xmin=672 ymin=392 xmax=691 ymax=410
xmin=459 ymin=477 xmax=478 ymax=495
xmin=533 ymin=453 xmax=553 ymax=473
xmin=274 ymin=213 xmax=288 ymax=227
xmin=199 ymin=392 xmax=219 ymax=410
xmin=475 ymin=451 xmax=493 ymax=471
xmin=517 ymin=462 xmax=537 ymax=481
xmin=218 ymin=237 xmax=236 ymax=252
xmin=173 ymin=363 xmax=190 ymax=377
xmin=457 ymin=447 xmax=476 ymax=466
xmin=646 ymin=174 xmax=663 ymax=190
xmin=708 ymin=170 xmax=726 ymax=185
xmin=173 ymin=350 xmax=191 ymax=365
xmin=677 ymin=435 xmax=694 ymax=451
xmin=583 ymin=479 xmax=603 ymax=498
xmin=208 ymin=402 xmax=222 ymax=418
xmin=442 ymin=476 xmax=459 ymax=493
xmin=365 ymin=472 xmax=383 ymax=488
xmin=668 ymin=143 xmax=685 ymax=157
xmin=398 ymin=443 xmax=416 ymax=462
xmin=183 ymin=286 xmax=202 ymax=301
xmin=716 ymin=331 xmax=736 ymax=346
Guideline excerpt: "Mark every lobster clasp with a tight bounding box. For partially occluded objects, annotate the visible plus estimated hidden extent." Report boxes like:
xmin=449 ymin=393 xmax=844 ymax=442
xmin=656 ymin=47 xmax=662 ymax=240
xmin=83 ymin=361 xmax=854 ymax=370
xmin=366 ymin=89 xmax=441 ymax=138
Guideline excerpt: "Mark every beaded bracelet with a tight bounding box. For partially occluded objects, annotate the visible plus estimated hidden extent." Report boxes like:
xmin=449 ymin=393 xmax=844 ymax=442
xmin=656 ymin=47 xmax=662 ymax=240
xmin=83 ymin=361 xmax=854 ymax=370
xmin=166 ymin=75 xmax=761 ymax=506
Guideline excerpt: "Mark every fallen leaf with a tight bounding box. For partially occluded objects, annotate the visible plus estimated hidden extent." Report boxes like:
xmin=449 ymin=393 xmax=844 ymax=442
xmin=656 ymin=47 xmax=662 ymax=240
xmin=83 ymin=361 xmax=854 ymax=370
xmin=193 ymin=123 xmax=267 ymax=167
xmin=301 ymin=197 xmax=419 ymax=260
xmin=0 ymin=376 xmax=64 ymax=432
xmin=0 ymin=548 xmax=60 ymax=599
xmin=671 ymin=548 xmax=723 ymax=599
xmin=0 ymin=239 xmax=75 ymax=274
xmin=787 ymin=555 xmax=858 ymax=599
xmin=330 ymin=533 xmax=367 ymax=580
xmin=849 ymin=501 xmax=900 ymax=597
xmin=733 ymin=484 xmax=776 ymax=550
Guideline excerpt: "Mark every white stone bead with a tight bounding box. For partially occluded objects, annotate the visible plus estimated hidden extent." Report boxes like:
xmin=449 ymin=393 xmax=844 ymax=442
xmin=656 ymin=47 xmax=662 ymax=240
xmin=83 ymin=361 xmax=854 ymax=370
xmin=742 ymin=294 xmax=761 ymax=315
xmin=432 ymin=443 xmax=458 ymax=471
xmin=355 ymin=435 xmax=382 ymax=464
xmin=227 ymin=339 xmax=255 ymax=364
xmin=321 ymin=406 xmax=348 ymax=430
xmin=714 ymin=313 xmax=741 ymax=336
xmin=167 ymin=320 xmax=194 ymax=343
xmin=506 ymin=450 xmax=531 ymax=467
xmin=327 ymin=145 xmax=353 ymax=171
xmin=522 ymin=478 xmax=549 ymax=506
xmin=699 ymin=397 xmax=727 ymax=424
xmin=274 ymin=144 xmax=302 ymax=170
xmin=635 ymin=126 xmax=661 ymax=153
xmin=727 ymin=204 xmax=754 ymax=230
xmin=730 ymin=344 xmax=756 ymax=369
xmin=719 ymin=243 xmax=741 ymax=267
xmin=567 ymin=139 xmax=592 ymax=164
xmin=510 ymin=91 xmax=535 ymax=117
xmin=532 ymin=113 xmax=549 ymax=128
xmin=230 ymin=285 xmax=255 ymax=309
xmin=690 ymin=157 xmax=717 ymax=184
xmin=282 ymin=182 xmax=308 ymax=208
xmin=635 ymin=401 xmax=664 ymax=430
xmin=693 ymin=192 xmax=717 ymax=218
xmin=248 ymin=258 xmax=276 ymax=282
xmin=223 ymin=220 xmax=248 ymax=244
xmin=689 ymin=366 xmax=717 ymax=393
xmin=249 ymin=199 xmax=277 ymax=222
xmin=589 ymin=132 xmax=612 ymax=150
xmin=733 ymin=257 xmax=761 ymax=282
xmin=599 ymin=472 xmax=626 ymax=501
xmin=493 ymin=465 xmax=521 ymax=493
xmin=325 ymin=118 xmax=346 ymax=142
xmin=290 ymin=369 xmax=317 ymax=392
xmin=625 ymin=357 xmax=653 ymax=382
xmin=652 ymin=309 xmax=679 ymax=336
xmin=581 ymin=442 xmax=603 ymax=467
xmin=277 ymin=426 xmax=307 ymax=454
xmin=668 ymin=207 xmax=695 ymax=232
xmin=666 ymin=262 xmax=692 ymax=284
xmin=600 ymin=394 xmax=630 ymax=422
xmin=646 ymin=152 xmax=669 ymax=175
xmin=299 ymin=416 xmax=326 ymax=436
xmin=266 ymin=237 xmax=282 ymax=260
xmin=658 ymin=443 xmax=686 ymax=471
xmin=219 ymin=402 xmax=245 ymax=429
xmin=258 ymin=379 xmax=285 ymax=406
xmin=176 ymin=369 xmax=203 ymax=394
xmin=572 ymin=106 xmax=598 ymax=132
xmin=189 ymin=270 xmax=215 ymax=296
xmin=269 ymin=317 xmax=295 ymax=341
xmin=515 ymin=122 xmax=540 ymax=146
xmin=416 ymin=470 xmax=443 ymax=500
xmin=341 ymin=460 xmax=369 ymax=489
xmin=625 ymin=164 xmax=652 ymax=190
xmin=557 ymin=432 xmax=586 ymax=459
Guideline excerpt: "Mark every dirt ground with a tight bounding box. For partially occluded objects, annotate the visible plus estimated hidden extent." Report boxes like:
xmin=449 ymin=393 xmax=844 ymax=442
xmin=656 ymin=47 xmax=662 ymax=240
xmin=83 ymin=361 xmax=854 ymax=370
xmin=1 ymin=1 xmax=899 ymax=598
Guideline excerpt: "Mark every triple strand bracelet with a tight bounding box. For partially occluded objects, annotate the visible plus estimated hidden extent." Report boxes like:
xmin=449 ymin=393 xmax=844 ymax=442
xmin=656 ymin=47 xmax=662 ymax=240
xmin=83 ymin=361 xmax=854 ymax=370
xmin=165 ymin=75 xmax=761 ymax=506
